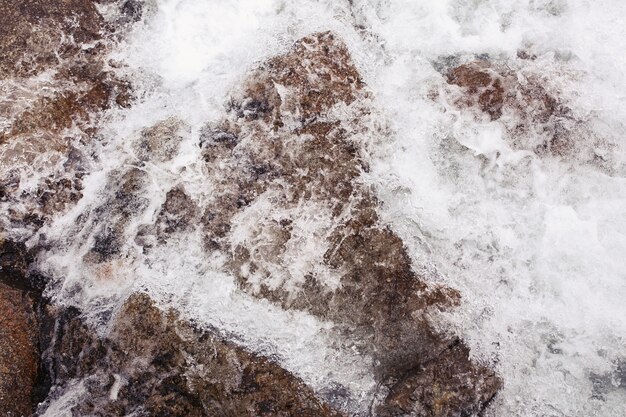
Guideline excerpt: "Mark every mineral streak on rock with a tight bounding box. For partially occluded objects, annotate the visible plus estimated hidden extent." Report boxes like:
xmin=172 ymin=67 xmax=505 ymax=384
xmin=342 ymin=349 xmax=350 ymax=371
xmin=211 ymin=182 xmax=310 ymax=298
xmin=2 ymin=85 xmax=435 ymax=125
xmin=38 ymin=293 xmax=342 ymax=417
xmin=193 ymin=31 xmax=501 ymax=414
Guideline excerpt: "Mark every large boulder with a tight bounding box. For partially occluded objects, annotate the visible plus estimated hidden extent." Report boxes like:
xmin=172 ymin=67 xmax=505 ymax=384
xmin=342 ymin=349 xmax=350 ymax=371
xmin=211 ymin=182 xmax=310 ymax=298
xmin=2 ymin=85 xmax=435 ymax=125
xmin=38 ymin=293 xmax=342 ymax=417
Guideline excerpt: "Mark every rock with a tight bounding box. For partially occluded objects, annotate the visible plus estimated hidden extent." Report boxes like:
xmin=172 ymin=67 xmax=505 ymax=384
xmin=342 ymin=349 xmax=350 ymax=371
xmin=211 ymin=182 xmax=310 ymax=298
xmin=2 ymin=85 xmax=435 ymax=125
xmin=446 ymin=62 xmax=505 ymax=120
xmin=134 ymin=117 xmax=188 ymax=163
xmin=0 ymin=283 xmax=39 ymax=417
xmin=193 ymin=31 xmax=501 ymax=414
xmin=38 ymin=293 xmax=342 ymax=417
xmin=0 ymin=0 xmax=136 ymax=240
xmin=0 ymin=239 xmax=29 ymax=289
xmin=0 ymin=0 xmax=104 ymax=78
xmin=121 ymin=0 xmax=144 ymax=23
xmin=376 ymin=342 xmax=500 ymax=417
xmin=2 ymin=27 xmax=502 ymax=416
xmin=84 ymin=168 xmax=150 ymax=264
xmin=442 ymin=59 xmax=610 ymax=163
xmin=0 ymin=239 xmax=51 ymax=416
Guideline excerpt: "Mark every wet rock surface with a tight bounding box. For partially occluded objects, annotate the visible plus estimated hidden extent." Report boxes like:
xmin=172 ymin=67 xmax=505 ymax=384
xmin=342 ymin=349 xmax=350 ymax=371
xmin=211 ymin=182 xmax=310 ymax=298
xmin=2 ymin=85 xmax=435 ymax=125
xmin=442 ymin=59 xmax=611 ymax=164
xmin=192 ymin=31 xmax=501 ymax=414
xmin=2 ymin=5 xmax=502 ymax=414
xmin=0 ymin=0 xmax=104 ymax=78
xmin=377 ymin=342 xmax=501 ymax=417
xmin=38 ymin=293 xmax=341 ymax=417
xmin=0 ymin=240 xmax=41 ymax=417
xmin=0 ymin=0 xmax=136 ymax=239
xmin=24 ymin=31 xmax=501 ymax=417
xmin=0 ymin=284 xmax=39 ymax=417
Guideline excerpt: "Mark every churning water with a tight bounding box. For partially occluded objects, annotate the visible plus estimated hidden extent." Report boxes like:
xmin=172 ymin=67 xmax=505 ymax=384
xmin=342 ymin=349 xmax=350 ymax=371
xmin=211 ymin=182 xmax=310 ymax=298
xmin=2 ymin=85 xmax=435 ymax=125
xmin=19 ymin=1 xmax=626 ymax=416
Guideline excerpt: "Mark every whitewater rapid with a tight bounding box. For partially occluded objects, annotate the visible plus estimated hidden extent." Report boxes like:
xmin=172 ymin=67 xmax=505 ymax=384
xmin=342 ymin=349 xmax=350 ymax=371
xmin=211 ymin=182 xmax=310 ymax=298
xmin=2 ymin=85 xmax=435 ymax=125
xmin=34 ymin=0 xmax=626 ymax=416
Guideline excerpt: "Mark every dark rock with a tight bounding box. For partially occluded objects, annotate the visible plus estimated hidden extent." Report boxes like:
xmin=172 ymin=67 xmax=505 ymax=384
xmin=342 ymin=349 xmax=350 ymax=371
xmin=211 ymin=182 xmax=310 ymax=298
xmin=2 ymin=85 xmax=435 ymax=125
xmin=85 ymin=168 xmax=149 ymax=263
xmin=38 ymin=293 xmax=342 ymax=417
xmin=0 ymin=283 xmax=39 ymax=417
xmin=442 ymin=59 xmax=610 ymax=162
xmin=377 ymin=342 xmax=500 ymax=417
xmin=121 ymin=0 xmax=143 ymax=22
xmin=0 ymin=239 xmax=30 ymax=289
xmin=155 ymin=186 xmax=198 ymax=237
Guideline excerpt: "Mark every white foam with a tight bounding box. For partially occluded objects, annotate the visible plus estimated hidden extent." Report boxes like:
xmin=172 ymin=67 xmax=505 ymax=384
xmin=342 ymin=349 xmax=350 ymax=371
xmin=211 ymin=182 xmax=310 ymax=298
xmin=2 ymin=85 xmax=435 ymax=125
xmin=36 ymin=0 xmax=626 ymax=415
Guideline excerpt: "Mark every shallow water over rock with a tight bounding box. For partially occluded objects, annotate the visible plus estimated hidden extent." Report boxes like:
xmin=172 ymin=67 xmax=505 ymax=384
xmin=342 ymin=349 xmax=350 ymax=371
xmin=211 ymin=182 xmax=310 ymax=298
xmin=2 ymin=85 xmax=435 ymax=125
xmin=2 ymin=1 xmax=626 ymax=416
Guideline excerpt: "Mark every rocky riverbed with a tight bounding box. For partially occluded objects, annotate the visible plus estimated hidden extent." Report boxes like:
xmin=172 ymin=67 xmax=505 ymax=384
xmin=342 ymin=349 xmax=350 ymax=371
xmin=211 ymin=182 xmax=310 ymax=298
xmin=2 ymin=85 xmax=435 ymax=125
xmin=2 ymin=1 xmax=625 ymax=416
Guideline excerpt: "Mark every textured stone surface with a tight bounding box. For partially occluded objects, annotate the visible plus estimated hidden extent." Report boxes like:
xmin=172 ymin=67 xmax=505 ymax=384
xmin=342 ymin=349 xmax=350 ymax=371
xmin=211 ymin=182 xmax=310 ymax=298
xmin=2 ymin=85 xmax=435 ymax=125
xmin=0 ymin=283 xmax=39 ymax=417
xmin=0 ymin=239 xmax=46 ymax=417
xmin=2 ymin=16 xmax=501 ymax=415
xmin=39 ymin=293 xmax=342 ymax=417
xmin=0 ymin=0 xmax=104 ymax=78
xmin=377 ymin=342 xmax=501 ymax=417
xmin=0 ymin=0 xmax=134 ymax=238
xmin=190 ymin=31 xmax=501 ymax=414
xmin=443 ymin=59 xmax=610 ymax=164
xmin=446 ymin=62 xmax=506 ymax=121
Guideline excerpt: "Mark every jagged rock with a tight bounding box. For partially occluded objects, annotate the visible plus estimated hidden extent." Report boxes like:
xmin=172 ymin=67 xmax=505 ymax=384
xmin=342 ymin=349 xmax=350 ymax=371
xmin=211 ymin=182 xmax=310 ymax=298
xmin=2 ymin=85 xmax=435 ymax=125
xmin=195 ymin=31 xmax=501 ymax=414
xmin=443 ymin=59 xmax=610 ymax=162
xmin=0 ymin=283 xmax=40 ymax=417
xmin=38 ymin=293 xmax=342 ymax=417
xmin=2 ymin=19 xmax=501 ymax=415
xmin=0 ymin=0 xmax=136 ymax=240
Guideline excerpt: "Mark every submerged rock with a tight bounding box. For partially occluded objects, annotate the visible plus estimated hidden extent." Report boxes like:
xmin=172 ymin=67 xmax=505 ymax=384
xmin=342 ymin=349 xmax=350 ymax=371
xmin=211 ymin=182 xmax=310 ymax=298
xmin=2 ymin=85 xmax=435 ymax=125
xmin=194 ymin=31 xmax=501 ymax=414
xmin=2 ymin=9 xmax=501 ymax=413
xmin=38 ymin=293 xmax=341 ymax=417
xmin=0 ymin=0 xmax=136 ymax=240
xmin=0 ymin=283 xmax=40 ymax=417
xmin=442 ymin=59 xmax=611 ymax=164
xmin=0 ymin=0 xmax=104 ymax=78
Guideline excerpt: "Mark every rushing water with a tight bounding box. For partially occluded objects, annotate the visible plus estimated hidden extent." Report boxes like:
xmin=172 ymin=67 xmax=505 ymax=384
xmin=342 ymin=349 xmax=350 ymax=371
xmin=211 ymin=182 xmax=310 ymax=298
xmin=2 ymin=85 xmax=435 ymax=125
xmin=12 ymin=0 xmax=626 ymax=416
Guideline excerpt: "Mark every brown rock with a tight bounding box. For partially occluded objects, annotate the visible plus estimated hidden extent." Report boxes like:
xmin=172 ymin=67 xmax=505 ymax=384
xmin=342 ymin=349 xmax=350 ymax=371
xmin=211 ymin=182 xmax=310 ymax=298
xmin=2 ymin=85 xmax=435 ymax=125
xmin=134 ymin=117 xmax=188 ymax=163
xmin=0 ymin=0 xmax=104 ymax=78
xmin=11 ymin=31 xmax=502 ymax=417
xmin=193 ymin=31 xmax=501 ymax=414
xmin=446 ymin=63 xmax=505 ymax=120
xmin=0 ymin=283 xmax=39 ymax=417
xmin=39 ymin=293 xmax=342 ymax=417
xmin=377 ymin=342 xmax=500 ymax=417
xmin=443 ymin=59 xmax=610 ymax=161
xmin=0 ymin=0 xmax=136 ymax=239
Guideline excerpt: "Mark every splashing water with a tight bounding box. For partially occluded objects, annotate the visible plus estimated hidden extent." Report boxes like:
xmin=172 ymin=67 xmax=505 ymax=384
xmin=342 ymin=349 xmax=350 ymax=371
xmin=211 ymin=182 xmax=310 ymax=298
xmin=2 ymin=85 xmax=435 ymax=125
xmin=22 ymin=0 xmax=626 ymax=416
